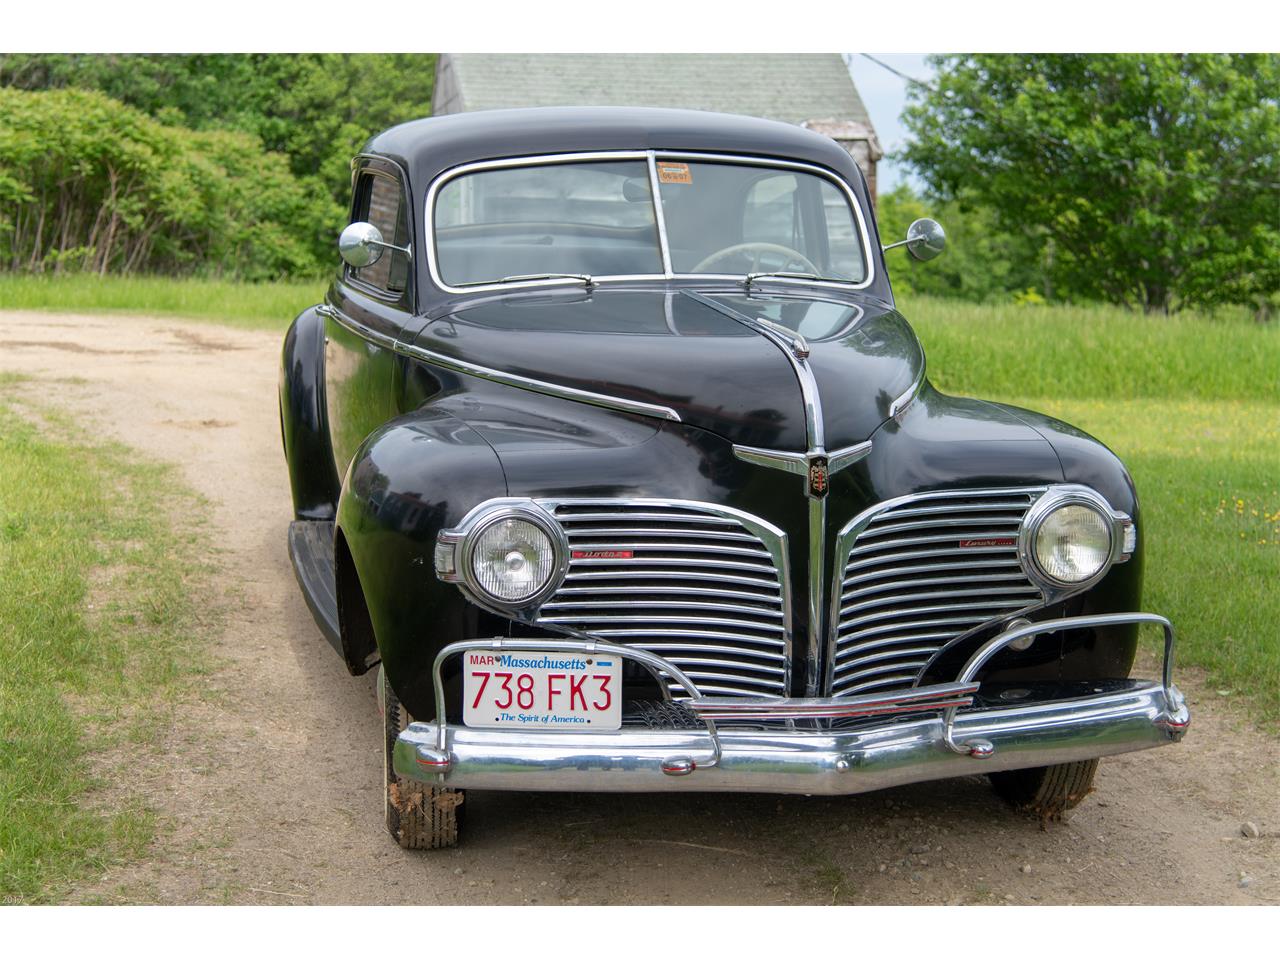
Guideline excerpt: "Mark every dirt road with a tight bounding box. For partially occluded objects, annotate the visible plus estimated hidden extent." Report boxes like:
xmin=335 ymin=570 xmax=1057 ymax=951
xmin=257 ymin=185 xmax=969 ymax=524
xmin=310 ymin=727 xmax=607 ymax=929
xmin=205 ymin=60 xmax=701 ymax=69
xmin=1 ymin=310 xmax=1275 ymax=905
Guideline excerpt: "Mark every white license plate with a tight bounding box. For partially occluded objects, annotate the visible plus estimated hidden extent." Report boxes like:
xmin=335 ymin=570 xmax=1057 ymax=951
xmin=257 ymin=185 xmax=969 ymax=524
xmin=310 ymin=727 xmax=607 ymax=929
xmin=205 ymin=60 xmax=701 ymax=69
xmin=462 ymin=649 xmax=622 ymax=730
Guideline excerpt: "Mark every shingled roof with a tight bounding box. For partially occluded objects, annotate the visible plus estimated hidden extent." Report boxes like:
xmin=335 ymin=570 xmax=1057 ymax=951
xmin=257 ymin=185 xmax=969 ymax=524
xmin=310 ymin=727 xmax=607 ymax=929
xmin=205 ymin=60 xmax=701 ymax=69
xmin=433 ymin=53 xmax=874 ymax=129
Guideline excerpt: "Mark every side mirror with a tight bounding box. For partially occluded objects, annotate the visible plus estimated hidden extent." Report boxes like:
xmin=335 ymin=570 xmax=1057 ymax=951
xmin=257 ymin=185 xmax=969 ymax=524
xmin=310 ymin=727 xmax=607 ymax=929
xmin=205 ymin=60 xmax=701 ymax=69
xmin=339 ymin=221 xmax=411 ymax=268
xmin=883 ymin=218 xmax=946 ymax=262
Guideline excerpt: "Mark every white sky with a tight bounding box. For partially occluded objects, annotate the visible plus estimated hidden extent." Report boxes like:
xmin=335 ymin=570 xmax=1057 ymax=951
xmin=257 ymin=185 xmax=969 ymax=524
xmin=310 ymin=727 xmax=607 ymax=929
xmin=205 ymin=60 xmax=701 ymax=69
xmin=843 ymin=54 xmax=936 ymax=193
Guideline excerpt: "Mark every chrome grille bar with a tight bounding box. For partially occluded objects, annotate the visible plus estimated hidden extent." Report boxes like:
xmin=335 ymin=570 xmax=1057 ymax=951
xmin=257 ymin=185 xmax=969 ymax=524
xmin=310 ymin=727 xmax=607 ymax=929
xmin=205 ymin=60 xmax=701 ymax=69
xmin=537 ymin=499 xmax=792 ymax=698
xmin=827 ymin=487 xmax=1048 ymax=697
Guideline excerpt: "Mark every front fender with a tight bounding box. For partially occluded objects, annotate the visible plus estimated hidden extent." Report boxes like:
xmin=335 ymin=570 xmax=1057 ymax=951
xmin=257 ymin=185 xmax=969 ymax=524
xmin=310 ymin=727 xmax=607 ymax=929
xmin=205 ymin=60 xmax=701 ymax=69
xmin=336 ymin=408 xmax=507 ymax=718
xmin=991 ymin=401 xmax=1146 ymax=683
xmin=876 ymin=387 xmax=1144 ymax=687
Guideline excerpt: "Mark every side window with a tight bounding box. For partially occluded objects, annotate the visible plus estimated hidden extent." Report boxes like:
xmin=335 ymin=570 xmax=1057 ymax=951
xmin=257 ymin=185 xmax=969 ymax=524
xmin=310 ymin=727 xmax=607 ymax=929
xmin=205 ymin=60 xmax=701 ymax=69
xmin=350 ymin=170 xmax=409 ymax=295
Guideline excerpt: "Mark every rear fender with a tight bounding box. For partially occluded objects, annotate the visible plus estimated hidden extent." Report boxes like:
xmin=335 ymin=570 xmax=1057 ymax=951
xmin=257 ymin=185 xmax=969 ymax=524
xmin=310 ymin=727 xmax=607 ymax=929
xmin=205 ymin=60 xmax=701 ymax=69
xmin=279 ymin=306 xmax=340 ymax=520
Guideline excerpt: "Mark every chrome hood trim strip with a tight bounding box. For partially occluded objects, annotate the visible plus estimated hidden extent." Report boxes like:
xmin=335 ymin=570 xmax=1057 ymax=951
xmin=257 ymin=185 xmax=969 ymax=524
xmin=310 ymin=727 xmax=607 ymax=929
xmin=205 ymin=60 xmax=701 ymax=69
xmin=318 ymin=303 xmax=683 ymax=423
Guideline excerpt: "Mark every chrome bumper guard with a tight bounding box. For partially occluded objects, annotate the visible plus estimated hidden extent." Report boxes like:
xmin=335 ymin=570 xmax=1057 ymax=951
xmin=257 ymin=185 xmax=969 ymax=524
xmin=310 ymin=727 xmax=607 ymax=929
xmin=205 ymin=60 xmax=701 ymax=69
xmin=394 ymin=613 xmax=1190 ymax=795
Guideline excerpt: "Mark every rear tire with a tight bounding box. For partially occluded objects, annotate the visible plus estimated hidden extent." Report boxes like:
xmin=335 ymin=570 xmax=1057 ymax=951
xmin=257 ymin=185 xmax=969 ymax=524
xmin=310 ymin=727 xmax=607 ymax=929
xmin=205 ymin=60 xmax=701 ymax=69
xmin=383 ymin=671 xmax=464 ymax=849
xmin=989 ymin=759 xmax=1099 ymax=820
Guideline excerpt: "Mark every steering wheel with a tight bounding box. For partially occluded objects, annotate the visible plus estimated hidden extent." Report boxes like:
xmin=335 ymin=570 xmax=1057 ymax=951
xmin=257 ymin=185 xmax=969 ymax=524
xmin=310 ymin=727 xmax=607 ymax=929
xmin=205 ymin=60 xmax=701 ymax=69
xmin=691 ymin=242 xmax=821 ymax=276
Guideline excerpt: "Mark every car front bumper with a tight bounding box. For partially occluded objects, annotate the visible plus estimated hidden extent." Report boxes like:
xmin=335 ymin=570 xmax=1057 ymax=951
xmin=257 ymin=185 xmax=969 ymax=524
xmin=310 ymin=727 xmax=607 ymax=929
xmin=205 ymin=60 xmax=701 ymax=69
xmin=393 ymin=613 xmax=1190 ymax=795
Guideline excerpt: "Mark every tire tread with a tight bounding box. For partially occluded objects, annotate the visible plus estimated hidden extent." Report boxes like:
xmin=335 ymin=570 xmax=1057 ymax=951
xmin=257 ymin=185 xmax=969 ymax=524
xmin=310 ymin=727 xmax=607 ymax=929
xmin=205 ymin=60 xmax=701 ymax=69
xmin=384 ymin=680 xmax=463 ymax=849
xmin=989 ymin=758 xmax=1099 ymax=821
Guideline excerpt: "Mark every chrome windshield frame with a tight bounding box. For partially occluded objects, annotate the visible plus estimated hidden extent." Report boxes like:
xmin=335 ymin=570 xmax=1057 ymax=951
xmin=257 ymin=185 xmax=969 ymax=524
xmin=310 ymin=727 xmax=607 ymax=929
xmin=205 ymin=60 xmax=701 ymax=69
xmin=423 ymin=150 xmax=877 ymax=296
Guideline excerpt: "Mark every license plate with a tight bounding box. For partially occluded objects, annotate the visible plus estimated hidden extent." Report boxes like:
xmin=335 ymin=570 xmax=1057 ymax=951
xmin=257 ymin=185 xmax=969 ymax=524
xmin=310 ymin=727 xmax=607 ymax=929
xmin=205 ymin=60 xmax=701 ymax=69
xmin=462 ymin=650 xmax=622 ymax=730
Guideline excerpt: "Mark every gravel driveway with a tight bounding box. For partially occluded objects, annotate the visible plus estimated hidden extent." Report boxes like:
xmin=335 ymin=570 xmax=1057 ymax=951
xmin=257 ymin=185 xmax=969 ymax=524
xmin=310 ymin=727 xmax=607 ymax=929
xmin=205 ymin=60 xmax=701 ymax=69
xmin=1 ymin=310 xmax=1275 ymax=905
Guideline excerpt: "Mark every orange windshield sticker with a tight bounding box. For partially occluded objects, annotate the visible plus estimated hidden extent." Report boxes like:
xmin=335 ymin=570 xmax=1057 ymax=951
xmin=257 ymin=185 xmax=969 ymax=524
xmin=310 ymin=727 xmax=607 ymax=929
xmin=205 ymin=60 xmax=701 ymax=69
xmin=656 ymin=162 xmax=692 ymax=184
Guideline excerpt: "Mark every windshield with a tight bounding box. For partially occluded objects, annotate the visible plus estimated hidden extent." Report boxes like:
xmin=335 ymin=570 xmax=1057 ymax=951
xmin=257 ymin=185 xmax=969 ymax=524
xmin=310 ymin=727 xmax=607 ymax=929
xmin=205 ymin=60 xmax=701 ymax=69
xmin=431 ymin=155 xmax=868 ymax=288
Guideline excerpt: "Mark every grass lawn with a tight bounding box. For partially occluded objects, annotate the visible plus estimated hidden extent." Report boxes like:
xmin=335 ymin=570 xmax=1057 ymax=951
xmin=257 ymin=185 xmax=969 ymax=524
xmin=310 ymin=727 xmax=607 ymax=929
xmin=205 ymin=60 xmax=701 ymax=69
xmin=0 ymin=377 xmax=214 ymax=902
xmin=902 ymin=294 xmax=1280 ymax=724
xmin=0 ymin=274 xmax=326 ymax=329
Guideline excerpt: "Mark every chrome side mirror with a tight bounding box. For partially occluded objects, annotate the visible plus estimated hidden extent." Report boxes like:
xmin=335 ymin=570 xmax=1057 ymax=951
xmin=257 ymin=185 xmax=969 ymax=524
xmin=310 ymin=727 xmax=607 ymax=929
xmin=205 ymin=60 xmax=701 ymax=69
xmin=883 ymin=218 xmax=946 ymax=262
xmin=338 ymin=221 xmax=411 ymax=268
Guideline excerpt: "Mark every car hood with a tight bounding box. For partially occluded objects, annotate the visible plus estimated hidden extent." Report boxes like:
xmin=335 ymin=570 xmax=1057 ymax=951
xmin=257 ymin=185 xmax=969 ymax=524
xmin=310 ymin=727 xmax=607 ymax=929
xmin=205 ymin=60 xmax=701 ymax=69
xmin=415 ymin=287 xmax=926 ymax=452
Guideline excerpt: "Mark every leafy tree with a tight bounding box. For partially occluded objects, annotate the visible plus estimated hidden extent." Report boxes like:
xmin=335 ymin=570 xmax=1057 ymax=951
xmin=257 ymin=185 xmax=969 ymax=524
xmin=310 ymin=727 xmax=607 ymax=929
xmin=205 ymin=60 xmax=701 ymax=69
xmin=901 ymin=54 xmax=1280 ymax=314
xmin=0 ymin=54 xmax=437 ymax=264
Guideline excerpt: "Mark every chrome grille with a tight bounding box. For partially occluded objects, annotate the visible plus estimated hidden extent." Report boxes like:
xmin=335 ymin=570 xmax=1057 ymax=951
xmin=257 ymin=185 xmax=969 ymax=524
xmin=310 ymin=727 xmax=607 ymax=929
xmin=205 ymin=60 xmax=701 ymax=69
xmin=536 ymin=500 xmax=791 ymax=697
xmin=828 ymin=488 xmax=1047 ymax=697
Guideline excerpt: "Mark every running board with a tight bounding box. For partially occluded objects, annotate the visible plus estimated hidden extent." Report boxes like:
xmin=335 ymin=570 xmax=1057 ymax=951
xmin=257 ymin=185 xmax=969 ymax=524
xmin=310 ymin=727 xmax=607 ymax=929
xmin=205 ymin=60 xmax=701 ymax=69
xmin=287 ymin=520 xmax=342 ymax=658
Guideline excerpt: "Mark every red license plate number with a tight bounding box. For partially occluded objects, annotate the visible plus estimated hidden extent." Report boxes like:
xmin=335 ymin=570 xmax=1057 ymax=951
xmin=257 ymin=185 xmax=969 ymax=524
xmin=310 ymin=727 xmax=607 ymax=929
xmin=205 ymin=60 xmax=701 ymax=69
xmin=462 ymin=650 xmax=622 ymax=730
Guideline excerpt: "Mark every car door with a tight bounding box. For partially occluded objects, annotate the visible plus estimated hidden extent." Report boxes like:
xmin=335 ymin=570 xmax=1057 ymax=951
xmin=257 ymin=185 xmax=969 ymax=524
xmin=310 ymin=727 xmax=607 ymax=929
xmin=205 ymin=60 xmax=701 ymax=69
xmin=325 ymin=159 xmax=415 ymax=482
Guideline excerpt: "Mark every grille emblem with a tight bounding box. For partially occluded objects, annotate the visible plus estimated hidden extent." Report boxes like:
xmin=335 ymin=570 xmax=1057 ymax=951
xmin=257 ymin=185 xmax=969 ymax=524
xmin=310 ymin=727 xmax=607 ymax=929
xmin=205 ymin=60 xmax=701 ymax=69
xmin=958 ymin=537 xmax=1016 ymax=548
xmin=732 ymin=441 xmax=871 ymax=501
xmin=807 ymin=457 xmax=829 ymax=498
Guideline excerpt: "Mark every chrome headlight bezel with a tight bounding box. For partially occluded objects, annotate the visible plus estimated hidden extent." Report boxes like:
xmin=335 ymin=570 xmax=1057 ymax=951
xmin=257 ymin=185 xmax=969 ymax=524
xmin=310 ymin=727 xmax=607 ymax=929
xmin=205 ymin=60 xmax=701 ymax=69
xmin=1018 ymin=485 xmax=1132 ymax=595
xmin=434 ymin=499 xmax=569 ymax=615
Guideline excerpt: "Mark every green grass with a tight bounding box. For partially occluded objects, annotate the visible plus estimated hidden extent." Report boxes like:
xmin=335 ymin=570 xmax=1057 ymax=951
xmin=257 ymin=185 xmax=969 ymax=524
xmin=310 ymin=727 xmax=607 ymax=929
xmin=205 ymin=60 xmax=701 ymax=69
xmin=899 ymin=294 xmax=1280 ymax=723
xmin=902 ymin=294 xmax=1275 ymax=402
xmin=0 ymin=274 xmax=326 ymax=329
xmin=0 ymin=380 xmax=214 ymax=903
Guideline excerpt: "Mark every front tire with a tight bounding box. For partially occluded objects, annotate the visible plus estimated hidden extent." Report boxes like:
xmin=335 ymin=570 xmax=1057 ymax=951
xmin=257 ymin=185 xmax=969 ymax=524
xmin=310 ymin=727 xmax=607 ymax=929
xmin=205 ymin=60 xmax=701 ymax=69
xmin=383 ymin=671 xmax=464 ymax=849
xmin=989 ymin=758 xmax=1099 ymax=819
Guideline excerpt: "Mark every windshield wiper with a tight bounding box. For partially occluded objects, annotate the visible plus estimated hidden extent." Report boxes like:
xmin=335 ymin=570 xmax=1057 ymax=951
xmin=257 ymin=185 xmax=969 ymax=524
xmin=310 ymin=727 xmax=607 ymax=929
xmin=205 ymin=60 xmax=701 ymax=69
xmin=744 ymin=271 xmax=848 ymax=289
xmin=496 ymin=273 xmax=595 ymax=288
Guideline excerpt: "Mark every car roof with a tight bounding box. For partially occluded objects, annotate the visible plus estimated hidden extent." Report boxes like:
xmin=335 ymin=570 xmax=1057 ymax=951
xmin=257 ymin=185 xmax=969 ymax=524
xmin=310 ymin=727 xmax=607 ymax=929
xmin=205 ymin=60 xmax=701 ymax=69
xmin=364 ymin=106 xmax=867 ymax=191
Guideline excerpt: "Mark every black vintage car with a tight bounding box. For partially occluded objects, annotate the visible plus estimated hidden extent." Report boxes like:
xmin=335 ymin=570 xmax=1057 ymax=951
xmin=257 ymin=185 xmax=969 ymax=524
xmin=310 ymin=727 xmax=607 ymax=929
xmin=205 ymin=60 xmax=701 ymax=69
xmin=280 ymin=107 xmax=1189 ymax=849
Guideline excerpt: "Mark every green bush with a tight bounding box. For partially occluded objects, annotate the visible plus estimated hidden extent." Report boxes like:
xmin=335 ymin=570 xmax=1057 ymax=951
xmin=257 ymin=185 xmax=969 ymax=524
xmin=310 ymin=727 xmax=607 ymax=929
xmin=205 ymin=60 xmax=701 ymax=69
xmin=0 ymin=87 xmax=333 ymax=280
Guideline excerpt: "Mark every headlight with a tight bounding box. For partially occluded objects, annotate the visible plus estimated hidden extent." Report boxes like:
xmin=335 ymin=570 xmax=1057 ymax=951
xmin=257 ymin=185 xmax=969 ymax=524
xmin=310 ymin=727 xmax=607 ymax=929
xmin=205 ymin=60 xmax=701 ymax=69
xmin=1033 ymin=503 xmax=1112 ymax=583
xmin=470 ymin=516 xmax=557 ymax=602
xmin=435 ymin=501 xmax=567 ymax=610
xmin=1021 ymin=487 xmax=1120 ymax=589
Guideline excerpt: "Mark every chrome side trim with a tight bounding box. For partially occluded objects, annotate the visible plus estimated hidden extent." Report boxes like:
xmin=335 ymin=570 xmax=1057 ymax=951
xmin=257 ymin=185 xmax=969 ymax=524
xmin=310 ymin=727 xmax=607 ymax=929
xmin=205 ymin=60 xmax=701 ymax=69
xmin=888 ymin=356 xmax=926 ymax=419
xmin=423 ymin=150 xmax=876 ymax=296
xmin=316 ymin=302 xmax=398 ymax=351
xmin=322 ymin=302 xmax=683 ymax=423
xmin=396 ymin=337 xmax=683 ymax=423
